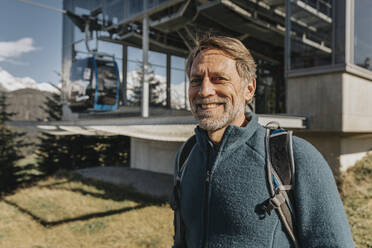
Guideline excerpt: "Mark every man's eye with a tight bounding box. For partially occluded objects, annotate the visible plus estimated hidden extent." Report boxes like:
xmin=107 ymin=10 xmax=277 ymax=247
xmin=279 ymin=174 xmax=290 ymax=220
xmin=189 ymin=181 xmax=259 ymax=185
xmin=190 ymin=79 xmax=201 ymax=85
xmin=212 ymin=77 xmax=226 ymax=82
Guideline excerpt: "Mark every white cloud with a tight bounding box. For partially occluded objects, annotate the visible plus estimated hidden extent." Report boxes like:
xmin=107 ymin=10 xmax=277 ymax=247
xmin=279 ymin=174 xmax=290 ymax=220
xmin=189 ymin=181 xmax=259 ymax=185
xmin=0 ymin=67 xmax=60 ymax=94
xmin=0 ymin=38 xmax=39 ymax=63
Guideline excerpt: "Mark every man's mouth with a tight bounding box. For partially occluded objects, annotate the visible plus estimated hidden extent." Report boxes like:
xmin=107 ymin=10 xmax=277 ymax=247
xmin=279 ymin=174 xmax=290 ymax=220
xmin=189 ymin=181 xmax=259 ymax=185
xmin=198 ymin=103 xmax=223 ymax=110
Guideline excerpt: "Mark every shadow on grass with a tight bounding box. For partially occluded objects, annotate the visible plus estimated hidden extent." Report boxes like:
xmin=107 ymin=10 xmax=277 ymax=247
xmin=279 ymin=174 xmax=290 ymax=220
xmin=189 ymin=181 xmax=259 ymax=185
xmin=2 ymin=169 xmax=170 ymax=228
xmin=38 ymin=170 xmax=170 ymax=205
xmin=3 ymin=199 xmax=148 ymax=228
xmin=0 ymin=163 xmax=46 ymax=197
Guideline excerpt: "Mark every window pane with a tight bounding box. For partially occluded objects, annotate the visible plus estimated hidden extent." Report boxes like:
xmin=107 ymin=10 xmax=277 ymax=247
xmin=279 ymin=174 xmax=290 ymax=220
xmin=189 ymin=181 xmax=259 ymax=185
xmin=354 ymin=0 xmax=372 ymax=70
xmin=255 ymin=60 xmax=285 ymax=114
xmin=289 ymin=0 xmax=333 ymax=69
xmin=171 ymin=55 xmax=188 ymax=109
xmin=103 ymin=0 xmax=124 ymax=25
xmin=126 ymin=47 xmax=167 ymax=106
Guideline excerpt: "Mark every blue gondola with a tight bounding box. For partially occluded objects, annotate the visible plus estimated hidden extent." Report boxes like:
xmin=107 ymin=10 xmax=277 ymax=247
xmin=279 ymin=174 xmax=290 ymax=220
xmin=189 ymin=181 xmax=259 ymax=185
xmin=68 ymin=55 xmax=120 ymax=112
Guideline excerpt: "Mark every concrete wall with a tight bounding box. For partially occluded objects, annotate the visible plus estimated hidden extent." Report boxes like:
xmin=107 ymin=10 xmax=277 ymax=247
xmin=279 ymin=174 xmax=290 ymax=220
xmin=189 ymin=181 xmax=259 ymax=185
xmin=342 ymin=73 xmax=372 ymax=132
xmin=287 ymin=73 xmax=343 ymax=131
xmin=130 ymin=137 xmax=183 ymax=175
xmin=287 ymin=72 xmax=372 ymax=133
xmin=296 ymin=132 xmax=372 ymax=177
xmin=289 ymin=71 xmax=372 ymax=174
xmin=340 ymin=134 xmax=372 ymax=171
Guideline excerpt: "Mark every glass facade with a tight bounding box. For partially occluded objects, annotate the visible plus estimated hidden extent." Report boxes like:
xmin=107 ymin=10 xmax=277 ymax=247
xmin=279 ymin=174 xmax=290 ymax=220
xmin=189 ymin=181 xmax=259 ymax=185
xmin=103 ymin=0 xmax=124 ymax=25
xmin=255 ymin=60 xmax=285 ymax=114
xmin=289 ymin=0 xmax=334 ymax=70
xmin=126 ymin=47 xmax=167 ymax=107
xmin=170 ymin=56 xmax=189 ymax=110
xmin=103 ymin=0 xmax=179 ymax=26
xmin=354 ymin=0 xmax=372 ymax=71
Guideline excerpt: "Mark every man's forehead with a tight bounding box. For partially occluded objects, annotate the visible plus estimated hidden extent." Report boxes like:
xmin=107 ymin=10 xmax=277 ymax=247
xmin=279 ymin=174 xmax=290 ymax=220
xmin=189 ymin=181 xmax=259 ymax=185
xmin=191 ymin=49 xmax=235 ymax=71
xmin=195 ymin=48 xmax=232 ymax=60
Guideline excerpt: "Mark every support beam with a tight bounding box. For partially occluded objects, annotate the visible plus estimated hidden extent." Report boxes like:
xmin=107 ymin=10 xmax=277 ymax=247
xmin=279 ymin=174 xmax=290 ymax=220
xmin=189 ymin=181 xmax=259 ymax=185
xmin=166 ymin=54 xmax=171 ymax=108
xmin=285 ymin=0 xmax=291 ymax=74
xmin=61 ymin=0 xmax=74 ymax=103
xmin=141 ymin=1 xmax=149 ymax=118
xmin=284 ymin=0 xmax=291 ymax=113
xmin=122 ymin=44 xmax=128 ymax=106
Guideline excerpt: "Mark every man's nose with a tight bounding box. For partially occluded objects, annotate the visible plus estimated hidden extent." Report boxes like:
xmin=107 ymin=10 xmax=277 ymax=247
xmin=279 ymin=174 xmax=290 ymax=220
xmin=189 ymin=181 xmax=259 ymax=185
xmin=199 ymin=77 xmax=215 ymax=97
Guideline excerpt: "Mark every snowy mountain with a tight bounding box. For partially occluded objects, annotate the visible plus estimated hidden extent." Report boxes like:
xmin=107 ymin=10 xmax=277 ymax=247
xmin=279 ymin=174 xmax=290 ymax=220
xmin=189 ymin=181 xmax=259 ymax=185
xmin=0 ymin=66 xmax=188 ymax=106
xmin=0 ymin=67 xmax=60 ymax=94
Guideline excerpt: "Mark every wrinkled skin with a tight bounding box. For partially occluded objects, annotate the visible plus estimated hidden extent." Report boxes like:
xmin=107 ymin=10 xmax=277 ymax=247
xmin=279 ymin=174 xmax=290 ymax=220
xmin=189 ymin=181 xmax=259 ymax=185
xmin=189 ymin=49 xmax=255 ymax=144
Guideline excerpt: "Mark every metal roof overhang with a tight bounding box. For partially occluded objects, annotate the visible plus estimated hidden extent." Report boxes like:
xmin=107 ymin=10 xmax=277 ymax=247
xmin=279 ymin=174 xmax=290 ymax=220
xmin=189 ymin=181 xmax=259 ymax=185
xmin=194 ymin=0 xmax=285 ymax=47
xmin=117 ymin=31 xmax=188 ymax=57
xmin=97 ymin=0 xmax=332 ymax=66
xmin=7 ymin=114 xmax=307 ymax=142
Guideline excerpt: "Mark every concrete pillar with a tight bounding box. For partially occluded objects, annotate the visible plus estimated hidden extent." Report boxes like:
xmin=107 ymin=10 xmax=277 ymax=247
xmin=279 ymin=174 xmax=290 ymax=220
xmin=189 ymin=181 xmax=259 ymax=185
xmin=166 ymin=54 xmax=171 ymax=108
xmin=62 ymin=0 xmax=74 ymax=102
xmin=288 ymin=71 xmax=372 ymax=175
xmin=122 ymin=45 xmax=128 ymax=106
xmin=141 ymin=0 xmax=149 ymax=117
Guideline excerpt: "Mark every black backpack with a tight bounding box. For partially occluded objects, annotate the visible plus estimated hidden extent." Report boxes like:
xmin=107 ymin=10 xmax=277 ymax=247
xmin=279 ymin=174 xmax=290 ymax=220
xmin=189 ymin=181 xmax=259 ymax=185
xmin=170 ymin=125 xmax=299 ymax=248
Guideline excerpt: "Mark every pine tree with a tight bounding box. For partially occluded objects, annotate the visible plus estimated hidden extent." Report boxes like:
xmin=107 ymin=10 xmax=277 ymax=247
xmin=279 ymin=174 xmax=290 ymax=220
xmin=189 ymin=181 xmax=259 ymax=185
xmin=96 ymin=135 xmax=130 ymax=166
xmin=129 ymin=63 xmax=166 ymax=107
xmin=37 ymin=93 xmax=130 ymax=175
xmin=0 ymin=93 xmax=25 ymax=192
xmin=41 ymin=93 xmax=63 ymax=121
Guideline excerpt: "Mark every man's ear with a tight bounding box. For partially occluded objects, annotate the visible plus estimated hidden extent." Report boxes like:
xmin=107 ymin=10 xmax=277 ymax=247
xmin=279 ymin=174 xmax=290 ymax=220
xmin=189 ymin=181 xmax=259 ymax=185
xmin=244 ymin=78 xmax=256 ymax=103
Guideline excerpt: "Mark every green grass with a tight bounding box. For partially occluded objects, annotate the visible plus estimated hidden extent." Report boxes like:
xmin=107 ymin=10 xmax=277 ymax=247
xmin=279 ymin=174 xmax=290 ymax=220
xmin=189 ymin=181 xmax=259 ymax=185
xmin=0 ymin=173 xmax=173 ymax=248
xmin=340 ymin=153 xmax=372 ymax=248
xmin=0 ymin=154 xmax=371 ymax=248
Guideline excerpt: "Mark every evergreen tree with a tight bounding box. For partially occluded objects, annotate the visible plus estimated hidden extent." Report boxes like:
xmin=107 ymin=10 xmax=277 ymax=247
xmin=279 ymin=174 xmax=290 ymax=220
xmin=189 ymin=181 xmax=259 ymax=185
xmin=37 ymin=134 xmax=101 ymax=174
xmin=0 ymin=93 xmax=25 ymax=192
xmin=37 ymin=93 xmax=130 ymax=175
xmin=96 ymin=135 xmax=130 ymax=166
xmin=41 ymin=93 xmax=63 ymax=121
xmin=129 ymin=63 xmax=166 ymax=106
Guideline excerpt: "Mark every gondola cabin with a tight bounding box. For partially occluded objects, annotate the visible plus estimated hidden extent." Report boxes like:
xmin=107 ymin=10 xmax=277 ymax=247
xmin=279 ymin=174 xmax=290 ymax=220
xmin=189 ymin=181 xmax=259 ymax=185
xmin=67 ymin=56 xmax=120 ymax=112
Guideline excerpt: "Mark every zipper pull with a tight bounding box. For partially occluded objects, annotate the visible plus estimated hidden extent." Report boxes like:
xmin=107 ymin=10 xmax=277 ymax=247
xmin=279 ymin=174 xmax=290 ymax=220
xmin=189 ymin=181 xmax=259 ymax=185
xmin=206 ymin=169 xmax=210 ymax=183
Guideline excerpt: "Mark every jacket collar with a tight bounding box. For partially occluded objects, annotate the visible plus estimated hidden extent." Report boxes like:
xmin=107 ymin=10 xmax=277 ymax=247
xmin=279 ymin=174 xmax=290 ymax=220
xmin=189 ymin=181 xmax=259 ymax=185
xmin=194 ymin=112 xmax=260 ymax=153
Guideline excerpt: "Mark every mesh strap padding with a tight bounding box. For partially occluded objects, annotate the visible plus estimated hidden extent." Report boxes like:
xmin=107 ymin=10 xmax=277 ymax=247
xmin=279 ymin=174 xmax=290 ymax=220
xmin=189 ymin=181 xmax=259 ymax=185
xmin=265 ymin=129 xmax=298 ymax=248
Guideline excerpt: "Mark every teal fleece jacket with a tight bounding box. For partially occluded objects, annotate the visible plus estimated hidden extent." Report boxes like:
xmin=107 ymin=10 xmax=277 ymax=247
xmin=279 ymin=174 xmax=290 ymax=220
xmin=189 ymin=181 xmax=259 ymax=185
xmin=177 ymin=113 xmax=354 ymax=248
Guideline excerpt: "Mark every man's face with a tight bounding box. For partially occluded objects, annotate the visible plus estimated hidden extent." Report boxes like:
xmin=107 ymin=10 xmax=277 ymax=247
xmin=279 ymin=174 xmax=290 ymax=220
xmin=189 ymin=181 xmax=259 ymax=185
xmin=189 ymin=49 xmax=253 ymax=131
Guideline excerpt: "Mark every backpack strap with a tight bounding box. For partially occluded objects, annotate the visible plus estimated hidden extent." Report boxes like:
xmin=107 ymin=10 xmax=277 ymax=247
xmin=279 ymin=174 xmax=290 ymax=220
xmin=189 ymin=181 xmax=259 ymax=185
xmin=170 ymin=135 xmax=196 ymax=248
xmin=262 ymin=127 xmax=299 ymax=248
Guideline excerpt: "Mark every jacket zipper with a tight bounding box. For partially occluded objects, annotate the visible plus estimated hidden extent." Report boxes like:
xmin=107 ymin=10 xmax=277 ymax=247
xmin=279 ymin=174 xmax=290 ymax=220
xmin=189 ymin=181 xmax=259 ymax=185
xmin=202 ymin=168 xmax=211 ymax=247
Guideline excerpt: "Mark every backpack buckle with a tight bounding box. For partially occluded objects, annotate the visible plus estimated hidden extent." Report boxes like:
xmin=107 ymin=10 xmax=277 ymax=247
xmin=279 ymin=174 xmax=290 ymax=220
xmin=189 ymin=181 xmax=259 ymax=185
xmin=261 ymin=192 xmax=286 ymax=216
xmin=261 ymin=199 xmax=275 ymax=216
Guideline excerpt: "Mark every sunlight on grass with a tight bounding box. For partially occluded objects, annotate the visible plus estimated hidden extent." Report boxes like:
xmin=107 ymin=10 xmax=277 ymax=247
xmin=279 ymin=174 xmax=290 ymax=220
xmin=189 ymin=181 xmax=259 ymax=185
xmin=0 ymin=175 xmax=173 ymax=248
xmin=340 ymin=153 xmax=372 ymax=248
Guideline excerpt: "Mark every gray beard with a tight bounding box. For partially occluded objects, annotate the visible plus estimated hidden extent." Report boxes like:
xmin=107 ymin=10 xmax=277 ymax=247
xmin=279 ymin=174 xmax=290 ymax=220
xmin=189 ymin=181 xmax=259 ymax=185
xmin=191 ymin=99 xmax=245 ymax=131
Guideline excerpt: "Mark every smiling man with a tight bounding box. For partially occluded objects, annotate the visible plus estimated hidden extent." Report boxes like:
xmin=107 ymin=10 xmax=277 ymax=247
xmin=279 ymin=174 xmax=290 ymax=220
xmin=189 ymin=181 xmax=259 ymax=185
xmin=171 ymin=36 xmax=354 ymax=248
xmin=188 ymin=47 xmax=254 ymax=145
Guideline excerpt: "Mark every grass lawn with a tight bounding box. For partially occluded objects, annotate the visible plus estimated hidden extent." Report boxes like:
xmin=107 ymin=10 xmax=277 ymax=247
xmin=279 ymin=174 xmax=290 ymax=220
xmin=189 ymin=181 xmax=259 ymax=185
xmin=0 ymin=172 xmax=173 ymax=248
xmin=340 ymin=154 xmax=372 ymax=248
xmin=0 ymin=154 xmax=371 ymax=248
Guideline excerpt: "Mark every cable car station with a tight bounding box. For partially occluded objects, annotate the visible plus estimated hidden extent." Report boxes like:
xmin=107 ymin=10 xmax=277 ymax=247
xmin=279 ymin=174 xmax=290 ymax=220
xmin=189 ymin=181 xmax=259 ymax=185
xmin=36 ymin=0 xmax=372 ymax=176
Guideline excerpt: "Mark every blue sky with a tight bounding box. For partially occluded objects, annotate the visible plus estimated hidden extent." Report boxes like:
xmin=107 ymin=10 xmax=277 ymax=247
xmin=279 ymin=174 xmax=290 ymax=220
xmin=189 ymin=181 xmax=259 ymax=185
xmin=0 ymin=0 xmax=63 ymax=84
xmin=0 ymin=0 xmax=186 ymax=85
